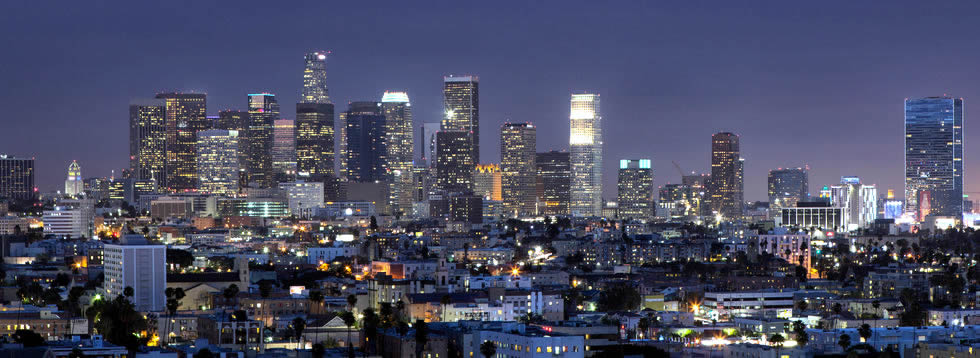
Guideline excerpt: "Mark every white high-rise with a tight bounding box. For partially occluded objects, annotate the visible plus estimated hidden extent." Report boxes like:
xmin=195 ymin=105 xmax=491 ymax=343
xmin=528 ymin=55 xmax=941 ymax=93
xmin=64 ymin=160 xmax=83 ymax=197
xmin=830 ymin=176 xmax=878 ymax=231
xmin=103 ymin=235 xmax=166 ymax=312
xmin=196 ymin=130 xmax=240 ymax=195
xmin=381 ymin=91 xmax=414 ymax=215
xmin=569 ymin=93 xmax=602 ymax=216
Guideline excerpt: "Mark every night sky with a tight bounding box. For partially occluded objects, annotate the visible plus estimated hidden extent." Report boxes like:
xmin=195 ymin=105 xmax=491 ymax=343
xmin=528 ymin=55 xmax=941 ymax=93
xmin=4 ymin=1 xmax=980 ymax=201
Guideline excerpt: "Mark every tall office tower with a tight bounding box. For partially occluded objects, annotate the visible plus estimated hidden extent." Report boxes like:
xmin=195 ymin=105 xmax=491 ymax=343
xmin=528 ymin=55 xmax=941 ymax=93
xmin=442 ymin=76 xmax=480 ymax=162
xmin=420 ymin=122 xmax=441 ymax=168
xmin=768 ymin=167 xmax=809 ymax=213
xmin=681 ymin=173 xmax=711 ymax=218
xmin=129 ymin=100 xmax=167 ymax=187
xmin=296 ymin=102 xmax=335 ymax=180
xmin=343 ymin=102 xmax=387 ymax=182
xmin=65 ymin=160 xmax=83 ymax=197
xmin=536 ymin=151 xmax=571 ymax=216
xmin=196 ymin=130 xmax=240 ymax=195
xmin=302 ymin=51 xmax=330 ymax=104
xmin=617 ymin=159 xmax=654 ymax=220
xmin=245 ymin=93 xmax=279 ymax=188
xmin=381 ymin=91 xmax=415 ymax=215
xmin=272 ymin=119 xmax=297 ymax=183
xmin=473 ymin=164 xmax=503 ymax=201
xmin=436 ymin=130 xmax=475 ymax=194
xmin=569 ymin=93 xmax=602 ymax=217
xmin=104 ymin=235 xmax=166 ymax=312
xmin=155 ymin=93 xmax=207 ymax=192
xmin=215 ymin=110 xmax=248 ymax=131
xmin=709 ymin=132 xmax=743 ymax=219
xmin=0 ymin=155 xmax=35 ymax=200
xmin=500 ymin=123 xmax=537 ymax=217
xmin=905 ymin=96 xmax=964 ymax=220
xmin=830 ymin=176 xmax=878 ymax=230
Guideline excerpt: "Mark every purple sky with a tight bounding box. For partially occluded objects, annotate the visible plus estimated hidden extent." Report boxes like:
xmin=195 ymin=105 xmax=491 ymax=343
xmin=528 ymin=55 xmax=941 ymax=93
xmin=3 ymin=1 xmax=980 ymax=201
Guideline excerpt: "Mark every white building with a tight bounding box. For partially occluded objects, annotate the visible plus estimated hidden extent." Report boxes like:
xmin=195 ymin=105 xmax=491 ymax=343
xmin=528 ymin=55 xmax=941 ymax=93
xmin=754 ymin=233 xmax=811 ymax=272
xmin=196 ymin=129 xmax=240 ymax=195
xmin=472 ymin=325 xmax=585 ymax=358
xmin=0 ymin=216 xmax=28 ymax=235
xmin=307 ymin=246 xmax=357 ymax=264
xmin=64 ymin=160 xmax=84 ymax=197
xmin=103 ymin=235 xmax=166 ymax=312
xmin=830 ymin=176 xmax=878 ymax=230
xmin=703 ymin=289 xmax=797 ymax=320
xmin=445 ymin=302 xmax=515 ymax=322
xmin=279 ymin=181 xmax=323 ymax=218
xmin=569 ymin=93 xmax=602 ymax=217
xmin=43 ymin=206 xmax=86 ymax=238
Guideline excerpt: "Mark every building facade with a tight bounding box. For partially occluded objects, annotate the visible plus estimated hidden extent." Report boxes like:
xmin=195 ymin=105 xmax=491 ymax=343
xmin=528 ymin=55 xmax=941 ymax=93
xmin=344 ymin=101 xmax=387 ymax=182
xmin=473 ymin=164 xmax=503 ymax=201
xmin=65 ymin=160 xmax=83 ymax=197
xmin=709 ymin=132 xmax=743 ymax=220
xmin=271 ymin=118 xmax=297 ymax=183
xmin=768 ymin=167 xmax=808 ymax=214
xmin=436 ymin=131 xmax=475 ymax=194
xmin=617 ymin=159 xmax=654 ymax=220
xmin=245 ymin=93 xmax=280 ymax=188
xmin=905 ymin=96 xmax=964 ymax=219
xmin=0 ymin=155 xmax=35 ymax=201
xmin=381 ymin=91 xmax=415 ymax=216
xmin=536 ymin=151 xmax=571 ymax=216
xmin=196 ymin=129 xmax=240 ymax=195
xmin=129 ymin=100 xmax=167 ymax=187
xmin=569 ymin=93 xmax=602 ymax=217
xmin=442 ymin=76 xmax=480 ymax=163
xmin=103 ymin=235 xmax=166 ymax=312
xmin=830 ymin=176 xmax=878 ymax=230
xmin=156 ymin=93 xmax=208 ymax=192
xmin=501 ymin=123 xmax=537 ymax=217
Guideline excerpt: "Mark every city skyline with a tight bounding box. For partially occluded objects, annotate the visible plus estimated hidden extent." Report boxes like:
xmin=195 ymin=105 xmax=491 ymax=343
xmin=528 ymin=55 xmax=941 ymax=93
xmin=6 ymin=2 xmax=980 ymax=201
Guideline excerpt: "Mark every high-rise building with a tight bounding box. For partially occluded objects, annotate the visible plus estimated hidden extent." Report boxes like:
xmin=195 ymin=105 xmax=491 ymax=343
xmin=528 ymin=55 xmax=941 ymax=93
xmin=500 ymin=123 xmax=537 ymax=217
xmin=442 ymin=76 xmax=480 ymax=163
xmin=381 ymin=91 xmax=415 ymax=216
xmin=768 ymin=167 xmax=809 ymax=214
xmin=436 ymin=130 xmax=475 ymax=194
xmin=272 ymin=119 xmax=297 ymax=183
xmin=302 ymin=51 xmax=330 ymax=104
xmin=905 ymin=96 xmax=964 ymax=219
xmin=569 ymin=93 xmax=603 ymax=217
xmin=344 ymin=102 xmax=387 ymax=182
xmin=215 ymin=110 xmax=248 ymax=131
xmin=658 ymin=184 xmax=703 ymax=220
xmin=617 ymin=159 xmax=654 ymax=220
xmin=536 ymin=151 xmax=570 ymax=216
xmin=830 ymin=176 xmax=878 ymax=230
xmin=0 ymin=155 xmax=35 ymax=201
xmin=65 ymin=160 xmax=83 ymax=197
xmin=473 ymin=164 xmax=502 ymax=201
xmin=709 ymin=132 xmax=743 ymax=220
xmin=129 ymin=99 xmax=167 ymax=187
xmin=155 ymin=93 xmax=207 ymax=192
xmin=245 ymin=93 xmax=280 ymax=188
xmin=279 ymin=181 xmax=324 ymax=218
xmin=420 ymin=122 xmax=441 ymax=168
xmin=196 ymin=130 xmax=240 ymax=195
xmin=295 ymin=102 xmax=335 ymax=180
xmin=103 ymin=235 xmax=166 ymax=312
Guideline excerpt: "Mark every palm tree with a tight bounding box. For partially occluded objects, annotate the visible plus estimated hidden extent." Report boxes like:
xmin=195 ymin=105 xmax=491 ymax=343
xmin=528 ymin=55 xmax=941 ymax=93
xmin=292 ymin=317 xmax=306 ymax=346
xmin=858 ymin=323 xmax=872 ymax=345
xmin=414 ymin=320 xmax=428 ymax=358
xmin=308 ymin=290 xmax=324 ymax=344
xmin=637 ymin=318 xmax=650 ymax=339
xmin=378 ymin=302 xmax=393 ymax=357
xmin=440 ymin=295 xmax=452 ymax=322
xmin=838 ymin=334 xmax=851 ymax=352
xmin=479 ymin=340 xmax=496 ymax=358
xmin=347 ymin=294 xmax=357 ymax=311
xmin=340 ymin=311 xmax=356 ymax=358
xmin=770 ymin=334 xmax=785 ymax=358
xmin=223 ymin=284 xmax=239 ymax=309
xmin=871 ymin=300 xmax=881 ymax=348
xmin=361 ymin=308 xmax=379 ymax=354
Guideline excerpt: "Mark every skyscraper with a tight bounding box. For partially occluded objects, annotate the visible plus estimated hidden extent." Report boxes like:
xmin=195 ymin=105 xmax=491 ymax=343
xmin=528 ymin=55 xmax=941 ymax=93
xmin=569 ymin=93 xmax=602 ymax=217
xmin=420 ymin=122 xmax=441 ymax=168
xmin=196 ymin=129 xmax=240 ymax=195
xmin=65 ymin=160 xmax=83 ymax=197
xmin=381 ymin=91 xmax=415 ymax=215
xmin=500 ymin=123 xmax=537 ymax=217
xmin=443 ymin=76 xmax=480 ymax=162
xmin=0 ymin=155 xmax=35 ymax=200
xmin=296 ymin=102 xmax=335 ymax=180
xmin=436 ymin=130 xmax=475 ymax=194
xmin=830 ymin=176 xmax=878 ymax=230
xmin=344 ymin=102 xmax=387 ymax=182
xmin=905 ymin=96 xmax=964 ymax=219
xmin=768 ymin=167 xmax=809 ymax=213
xmin=215 ymin=110 xmax=248 ymax=131
xmin=617 ymin=159 xmax=654 ymax=220
xmin=473 ymin=164 xmax=502 ymax=201
xmin=129 ymin=99 xmax=167 ymax=187
xmin=302 ymin=51 xmax=330 ymax=104
xmin=709 ymin=132 xmax=743 ymax=219
xmin=536 ymin=151 xmax=570 ymax=216
xmin=272 ymin=119 xmax=297 ymax=183
xmin=155 ymin=93 xmax=207 ymax=192
xmin=245 ymin=93 xmax=279 ymax=188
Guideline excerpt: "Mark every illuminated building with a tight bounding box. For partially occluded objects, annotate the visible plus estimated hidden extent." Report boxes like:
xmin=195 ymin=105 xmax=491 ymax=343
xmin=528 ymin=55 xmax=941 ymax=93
xmin=905 ymin=96 xmax=964 ymax=219
xmin=884 ymin=200 xmax=903 ymax=219
xmin=657 ymin=183 xmax=703 ymax=221
xmin=279 ymin=181 xmax=324 ymax=218
xmin=195 ymin=129 xmax=240 ymax=195
xmin=64 ymin=160 xmax=83 ymax=197
xmin=129 ymin=99 xmax=167 ymax=187
xmin=271 ymin=119 xmax=297 ymax=183
xmin=709 ymin=132 xmax=743 ymax=219
xmin=449 ymin=194 xmax=483 ymax=224
xmin=569 ymin=93 xmax=602 ymax=217
xmin=767 ymin=167 xmax=809 ymax=214
xmin=245 ymin=93 xmax=280 ymax=188
xmin=0 ymin=155 xmax=35 ymax=200
xmin=215 ymin=109 xmax=247 ymax=131
xmin=436 ymin=130 xmax=475 ymax=194
xmin=442 ymin=75 xmax=480 ymax=162
xmin=616 ymin=159 xmax=654 ymax=220
xmin=420 ymin=122 xmax=441 ymax=168
xmin=295 ymin=102 xmax=335 ymax=181
xmin=473 ymin=164 xmax=502 ymax=201
xmin=156 ymin=93 xmax=208 ymax=191
xmin=343 ymin=102 xmax=387 ymax=182
xmin=830 ymin=176 xmax=878 ymax=230
xmin=755 ymin=233 xmax=811 ymax=275
xmin=500 ymin=123 xmax=537 ymax=217
xmin=103 ymin=235 xmax=166 ymax=312
xmin=381 ymin=91 xmax=415 ymax=216
xmin=302 ymin=51 xmax=330 ymax=104
xmin=43 ymin=206 xmax=86 ymax=238
xmin=780 ymin=202 xmax=846 ymax=230
xmin=535 ymin=150 xmax=570 ymax=216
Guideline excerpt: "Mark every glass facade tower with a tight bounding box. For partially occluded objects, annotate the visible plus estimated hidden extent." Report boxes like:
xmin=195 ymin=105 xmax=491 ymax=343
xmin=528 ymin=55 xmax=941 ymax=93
xmin=905 ymin=96 xmax=964 ymax=219
xmin=569 ymin=93 xmax=602 ymax=217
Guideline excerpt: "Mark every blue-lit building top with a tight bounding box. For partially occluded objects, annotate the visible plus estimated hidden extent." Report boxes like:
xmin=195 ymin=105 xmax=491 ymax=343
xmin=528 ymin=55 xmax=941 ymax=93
xmin=904 ymin=96 xmax=963 ymax=218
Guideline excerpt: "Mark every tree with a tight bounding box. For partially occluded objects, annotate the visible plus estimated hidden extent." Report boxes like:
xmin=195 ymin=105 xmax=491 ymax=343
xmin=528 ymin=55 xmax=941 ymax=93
xmin=123 ymin=286 xmax=134 ymax=298
xmin=340 ymin=311 xmax=356 ymax=358
xmin=223 ymin=284 xmax=239 ymax=307
xmin=370 ymin=216 xmax=379 ymax=232
xmin=13 ymin=329 xmax=46 ymax=347
xmin=796 ymin=300 xmax=808 ymax=312
xmin=166 ymin=249 xmax=194 ymax=269
xmin=259 ymin=280 xmax=274 ymax=298
xmin=838 ymin=334 xmax=851 ymax=351
xmin=858 ymin=323 xmax=872 ymax=343
xmin=440 ymin=295 xmax=452 ymax=322
xmin=479 ymin=340 xmax=496 ymax=358
xmin=637 ymin=318 xmax=650 ymax=339
xmin=362 ymin=308 xmax=379 ymax=353
xmin=347 ymin=294 xmax=358 ymax=310
xmin=769 ymin=334 xmax=785 ymax=358
xmin=89 ymin=295 xmax=149 ymax=352
xmin=68 ymin=348 xmax=84 ymax=358
xmin=312 ymin=343 xmax=325 ymax=358
xmin=292 ymin=317 xmax=306 ymax=343
xmin=792 ymin=321 xmax=809 ymax=347
xmin=597 ymin=283 xmax=642 ymax=312
xmin=414 ymin=319 xmax=429 ymax=358
xmin=193 ymin=348 xmax=215 ymax=358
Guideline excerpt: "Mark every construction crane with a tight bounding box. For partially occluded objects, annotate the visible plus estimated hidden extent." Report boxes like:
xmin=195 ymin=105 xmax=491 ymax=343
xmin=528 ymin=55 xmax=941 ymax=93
xmin=672 ymin=161 xmax=686 ymax=179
